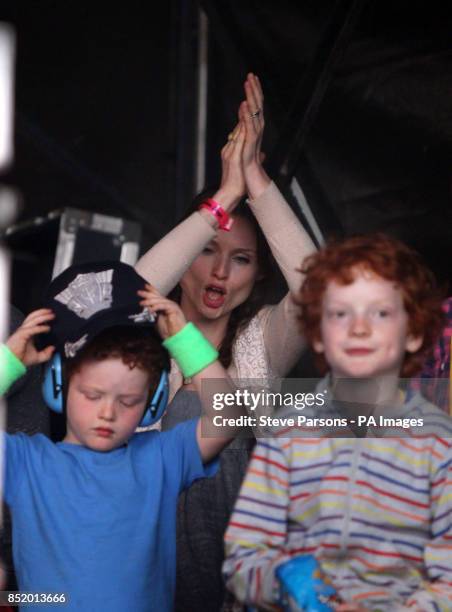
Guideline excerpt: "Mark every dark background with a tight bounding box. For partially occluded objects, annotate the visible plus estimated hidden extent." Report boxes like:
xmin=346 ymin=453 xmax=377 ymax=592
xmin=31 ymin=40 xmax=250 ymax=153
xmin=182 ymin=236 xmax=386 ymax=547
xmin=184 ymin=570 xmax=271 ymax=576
xmin=1 ymin=0 xmax=452 ymax=289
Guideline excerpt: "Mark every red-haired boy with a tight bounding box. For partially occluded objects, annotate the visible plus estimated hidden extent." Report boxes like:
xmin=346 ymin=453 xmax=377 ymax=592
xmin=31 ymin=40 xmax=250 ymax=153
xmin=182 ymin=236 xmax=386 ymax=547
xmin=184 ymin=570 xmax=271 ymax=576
xmin=223 ymin=234 xmax=452 ymax=611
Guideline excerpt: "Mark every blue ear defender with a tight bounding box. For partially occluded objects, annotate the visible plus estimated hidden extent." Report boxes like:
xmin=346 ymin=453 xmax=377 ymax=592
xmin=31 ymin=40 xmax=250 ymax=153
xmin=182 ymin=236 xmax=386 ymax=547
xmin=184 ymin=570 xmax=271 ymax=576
xmin=139 ymin=368 xmax=169 ymax=427
xmin=42 ymin=352 xmax=169 ymax=428
xmin=42 ymin=352 xmax=64 ymax=414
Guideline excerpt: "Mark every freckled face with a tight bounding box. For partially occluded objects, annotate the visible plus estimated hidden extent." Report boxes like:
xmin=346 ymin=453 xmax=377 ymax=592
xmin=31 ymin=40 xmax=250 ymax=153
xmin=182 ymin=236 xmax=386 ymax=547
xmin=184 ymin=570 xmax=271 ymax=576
xmin=64 ymin=358 xmax=150 ymax=451
xmin=314 ymin=270 xmax=422 ymax=379
xmin=179 ymin=215 xmax=260 ymax=323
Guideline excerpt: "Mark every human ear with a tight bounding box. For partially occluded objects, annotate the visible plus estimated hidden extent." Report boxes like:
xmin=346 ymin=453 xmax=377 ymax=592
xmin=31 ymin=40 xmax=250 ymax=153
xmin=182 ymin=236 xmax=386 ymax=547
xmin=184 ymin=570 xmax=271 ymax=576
xmin=405 ymin=334 xmax=423 ymax=353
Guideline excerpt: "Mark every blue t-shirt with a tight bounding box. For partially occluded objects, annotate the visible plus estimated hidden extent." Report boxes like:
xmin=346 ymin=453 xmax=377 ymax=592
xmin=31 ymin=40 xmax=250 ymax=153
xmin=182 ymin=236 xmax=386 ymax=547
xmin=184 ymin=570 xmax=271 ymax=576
xmin=4 ymin=418 xmax=217 ymax=611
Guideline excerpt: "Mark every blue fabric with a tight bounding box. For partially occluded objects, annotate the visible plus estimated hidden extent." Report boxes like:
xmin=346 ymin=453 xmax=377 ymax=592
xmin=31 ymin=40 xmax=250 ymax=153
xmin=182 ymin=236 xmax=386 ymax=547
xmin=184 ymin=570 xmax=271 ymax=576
xmin=3 ymin=419 xmax=217 ymax=612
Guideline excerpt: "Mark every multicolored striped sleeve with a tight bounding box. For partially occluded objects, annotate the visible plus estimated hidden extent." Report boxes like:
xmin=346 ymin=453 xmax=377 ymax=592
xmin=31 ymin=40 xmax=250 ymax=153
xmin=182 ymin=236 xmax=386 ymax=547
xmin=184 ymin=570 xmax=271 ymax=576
xmin=401 ymin=438 xmax=452 ymax=611
xmin=223 ymin=438 xmax=291 ymax=608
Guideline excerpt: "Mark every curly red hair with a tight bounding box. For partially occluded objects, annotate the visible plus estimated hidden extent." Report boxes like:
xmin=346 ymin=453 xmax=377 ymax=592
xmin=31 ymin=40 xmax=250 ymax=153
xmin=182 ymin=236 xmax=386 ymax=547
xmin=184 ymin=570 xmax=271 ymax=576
xmin=297 ymin=234 xmax=444 ymax=377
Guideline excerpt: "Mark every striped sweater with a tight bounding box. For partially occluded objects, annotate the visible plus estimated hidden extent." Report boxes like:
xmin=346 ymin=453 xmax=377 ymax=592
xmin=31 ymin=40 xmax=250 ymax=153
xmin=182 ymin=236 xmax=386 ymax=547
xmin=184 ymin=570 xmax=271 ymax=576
xmin=223 ymin=394 xmax=452 ymax=611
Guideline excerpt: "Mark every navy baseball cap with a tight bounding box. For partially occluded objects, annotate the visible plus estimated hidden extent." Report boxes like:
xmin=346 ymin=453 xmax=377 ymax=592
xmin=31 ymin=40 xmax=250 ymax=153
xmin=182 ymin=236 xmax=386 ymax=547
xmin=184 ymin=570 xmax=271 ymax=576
xmin=37 ymin=261 xmax=157 ymax=360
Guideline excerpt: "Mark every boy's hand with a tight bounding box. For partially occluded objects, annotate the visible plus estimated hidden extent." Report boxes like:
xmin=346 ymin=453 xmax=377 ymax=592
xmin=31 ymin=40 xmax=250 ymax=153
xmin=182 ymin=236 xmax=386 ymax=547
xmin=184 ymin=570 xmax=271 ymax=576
xmin=6 ymin=308 xmax=55 ymax=366
xmin=138 ymin=284 xmax=187 ymax=339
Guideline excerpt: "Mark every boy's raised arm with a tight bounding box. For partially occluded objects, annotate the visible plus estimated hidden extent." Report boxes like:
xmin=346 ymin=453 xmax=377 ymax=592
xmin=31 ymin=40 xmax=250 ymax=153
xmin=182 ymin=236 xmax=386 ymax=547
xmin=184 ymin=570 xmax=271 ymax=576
xmin=191 ymin=359 xmax=238 ymax=462
xmin=1 ymin=309 xmax=55 ymax=395
xmin=138 ymin=285 xmax=239 ymax=463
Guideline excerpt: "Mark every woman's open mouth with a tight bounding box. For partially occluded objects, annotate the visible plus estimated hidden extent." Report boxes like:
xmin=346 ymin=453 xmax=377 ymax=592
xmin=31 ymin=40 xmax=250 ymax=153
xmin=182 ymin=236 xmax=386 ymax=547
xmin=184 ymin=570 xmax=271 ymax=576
xmin=203 ymin=285 xmax=226 ymax=309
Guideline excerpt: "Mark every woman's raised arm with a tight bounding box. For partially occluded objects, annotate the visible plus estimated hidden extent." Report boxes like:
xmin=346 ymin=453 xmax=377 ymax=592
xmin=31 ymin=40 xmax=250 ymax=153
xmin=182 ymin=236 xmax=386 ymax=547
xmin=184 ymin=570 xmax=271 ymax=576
xmin=242 ymin=73 xmax=316 ymax=376
xmin=135 ymin=123 xmax=246 ymax=295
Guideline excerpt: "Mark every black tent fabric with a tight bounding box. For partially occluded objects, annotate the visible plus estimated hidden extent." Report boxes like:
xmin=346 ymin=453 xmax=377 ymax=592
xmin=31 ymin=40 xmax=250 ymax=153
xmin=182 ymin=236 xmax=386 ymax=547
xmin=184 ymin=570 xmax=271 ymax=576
xmin=2 ymin=0 xmax=452 ymax=287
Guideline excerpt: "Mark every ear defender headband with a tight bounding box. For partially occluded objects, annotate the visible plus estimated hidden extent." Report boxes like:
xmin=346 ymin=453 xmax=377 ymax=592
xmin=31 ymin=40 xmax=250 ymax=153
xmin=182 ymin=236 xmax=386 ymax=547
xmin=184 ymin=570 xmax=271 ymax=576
xmin=42 ymin=352 xmax=169 ymax=428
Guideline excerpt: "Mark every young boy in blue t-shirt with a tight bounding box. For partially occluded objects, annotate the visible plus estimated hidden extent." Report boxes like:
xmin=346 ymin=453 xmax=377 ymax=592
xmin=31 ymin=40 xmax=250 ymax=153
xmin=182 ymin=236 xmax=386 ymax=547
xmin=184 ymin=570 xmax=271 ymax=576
xmin=0 ymin=261 xmax=235 ymax=611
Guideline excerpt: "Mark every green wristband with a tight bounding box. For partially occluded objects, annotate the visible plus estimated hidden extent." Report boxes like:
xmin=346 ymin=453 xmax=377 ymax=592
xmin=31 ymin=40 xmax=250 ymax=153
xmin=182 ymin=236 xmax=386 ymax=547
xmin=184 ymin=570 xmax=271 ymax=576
xmin=163 ymin=322 xmax=219 ymax=379
xmin=0 ymin=344 xmax=26 ymax=396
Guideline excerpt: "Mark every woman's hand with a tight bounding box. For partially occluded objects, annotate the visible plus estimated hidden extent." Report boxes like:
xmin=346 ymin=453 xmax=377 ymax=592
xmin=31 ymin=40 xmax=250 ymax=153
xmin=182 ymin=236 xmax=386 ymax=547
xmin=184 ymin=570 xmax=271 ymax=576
xmin=138 ymin=284 xmax=187 ymax=339
xmin=6 ymin=308 xmax=55 ymax=366
xmin=207 ymin=73 xmax=270 ymax=218
xmin=240 ymin=72 xmax=271 ymax=200
xmin=211 ymin=121 xmax=246 ymax=214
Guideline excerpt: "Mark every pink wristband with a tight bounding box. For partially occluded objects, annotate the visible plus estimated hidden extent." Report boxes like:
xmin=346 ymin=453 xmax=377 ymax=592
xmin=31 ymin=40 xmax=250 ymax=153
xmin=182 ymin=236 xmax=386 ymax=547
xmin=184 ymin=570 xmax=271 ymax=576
xmin=199 ymin=198 xmax=233 ymax=231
